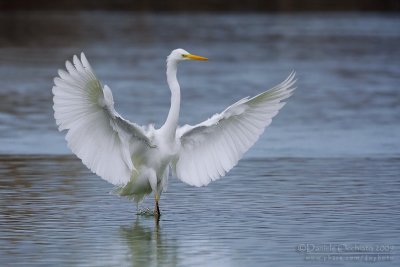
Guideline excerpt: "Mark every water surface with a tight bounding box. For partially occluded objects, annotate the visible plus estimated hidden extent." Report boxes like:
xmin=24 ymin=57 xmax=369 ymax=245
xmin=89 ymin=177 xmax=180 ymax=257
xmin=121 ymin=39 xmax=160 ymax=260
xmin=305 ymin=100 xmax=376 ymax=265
xmin=0 ymin=12 xmax=398 ymax=157
xmin=0 ymin=156 xmax=399 ymax=266
xmin=0 ymin=12 xmax=399 ymax=266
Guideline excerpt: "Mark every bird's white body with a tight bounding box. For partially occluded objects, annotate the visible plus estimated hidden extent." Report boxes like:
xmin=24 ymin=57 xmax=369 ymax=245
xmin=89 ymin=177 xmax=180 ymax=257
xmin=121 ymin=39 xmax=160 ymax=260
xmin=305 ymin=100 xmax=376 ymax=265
xmin=52 ymin=48 xmax=296 ymax=211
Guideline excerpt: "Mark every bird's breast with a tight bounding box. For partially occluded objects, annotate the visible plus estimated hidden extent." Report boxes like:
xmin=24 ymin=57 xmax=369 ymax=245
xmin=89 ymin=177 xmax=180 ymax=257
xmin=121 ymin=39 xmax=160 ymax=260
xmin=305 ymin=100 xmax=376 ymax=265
xmin=141 ymin=134 xmax=178 ymax=172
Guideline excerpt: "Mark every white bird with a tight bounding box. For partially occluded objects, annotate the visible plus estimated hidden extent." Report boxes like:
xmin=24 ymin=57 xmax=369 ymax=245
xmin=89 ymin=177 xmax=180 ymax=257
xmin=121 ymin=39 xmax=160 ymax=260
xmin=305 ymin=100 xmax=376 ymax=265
xmin=52 ymin=48 xmax=296 ymax=216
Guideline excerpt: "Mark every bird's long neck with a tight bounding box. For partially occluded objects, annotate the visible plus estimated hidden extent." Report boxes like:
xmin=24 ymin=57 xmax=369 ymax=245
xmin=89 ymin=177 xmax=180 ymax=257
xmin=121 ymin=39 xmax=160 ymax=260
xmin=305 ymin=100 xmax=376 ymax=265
xmin=161 ymin=59 xmax=180 ymax=141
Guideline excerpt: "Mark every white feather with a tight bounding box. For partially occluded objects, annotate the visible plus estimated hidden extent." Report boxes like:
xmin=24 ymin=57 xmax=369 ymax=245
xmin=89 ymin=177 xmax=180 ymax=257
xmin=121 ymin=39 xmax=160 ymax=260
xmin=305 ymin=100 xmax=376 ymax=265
xmin=175 ymin=71 xmax=296 ymax=187
xmin=53 ymin=53 xmax=153 ymax=186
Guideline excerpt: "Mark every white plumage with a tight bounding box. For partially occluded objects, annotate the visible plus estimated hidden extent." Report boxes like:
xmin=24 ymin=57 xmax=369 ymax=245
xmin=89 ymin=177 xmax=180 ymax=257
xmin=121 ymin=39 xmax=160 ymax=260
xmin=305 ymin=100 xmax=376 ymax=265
xmin=175 ymin=72 xmax=295 ymax=186
xmin=53 ymin=54 xmax=152 ymax=187
xmin=52 ymin=49 xmax=296 ymax=215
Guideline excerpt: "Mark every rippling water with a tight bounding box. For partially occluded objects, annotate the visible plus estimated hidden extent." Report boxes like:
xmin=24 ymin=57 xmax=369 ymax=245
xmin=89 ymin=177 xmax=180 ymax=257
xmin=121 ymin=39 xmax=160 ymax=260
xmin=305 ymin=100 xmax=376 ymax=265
xmin=0 ymin=11 xmax=399 ymax=266
xmin=1 ymin=156 xmax=399 ymax=266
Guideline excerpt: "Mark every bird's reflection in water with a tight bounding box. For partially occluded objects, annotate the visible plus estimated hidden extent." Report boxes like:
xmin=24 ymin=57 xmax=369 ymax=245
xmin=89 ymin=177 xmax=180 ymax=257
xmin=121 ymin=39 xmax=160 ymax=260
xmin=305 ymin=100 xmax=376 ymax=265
xmin=119 ymin=217 xmax=178 ymax=267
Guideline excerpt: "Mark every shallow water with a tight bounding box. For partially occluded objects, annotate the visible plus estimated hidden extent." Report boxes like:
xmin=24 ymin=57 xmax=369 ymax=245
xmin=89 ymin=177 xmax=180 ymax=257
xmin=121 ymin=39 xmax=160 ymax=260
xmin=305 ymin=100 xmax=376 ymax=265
xmin=0 ymin=11 xmax=399 ymax=266
xmin=0 ymin=155 xmax=399 ymax=266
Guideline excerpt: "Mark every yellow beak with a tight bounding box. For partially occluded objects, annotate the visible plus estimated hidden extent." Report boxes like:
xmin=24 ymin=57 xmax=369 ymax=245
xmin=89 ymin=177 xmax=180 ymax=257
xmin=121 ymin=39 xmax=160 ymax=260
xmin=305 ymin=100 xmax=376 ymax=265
xmin=185 ymin=54 xmax=208 ymax=61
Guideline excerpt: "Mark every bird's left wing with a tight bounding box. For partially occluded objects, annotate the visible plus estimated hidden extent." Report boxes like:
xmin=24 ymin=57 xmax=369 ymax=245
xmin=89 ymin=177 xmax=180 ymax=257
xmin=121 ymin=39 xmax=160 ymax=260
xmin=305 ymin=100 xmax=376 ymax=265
xmin=174 ymin=72 xmax=296 ymax=187
xmin=53 ymin=53 xmax=153 ymax=186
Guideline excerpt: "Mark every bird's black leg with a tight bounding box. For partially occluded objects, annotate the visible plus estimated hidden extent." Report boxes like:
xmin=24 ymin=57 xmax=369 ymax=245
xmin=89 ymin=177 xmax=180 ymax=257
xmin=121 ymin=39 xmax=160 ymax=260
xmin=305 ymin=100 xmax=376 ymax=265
xmin=154 ymin=193 xmax=161 ymax=219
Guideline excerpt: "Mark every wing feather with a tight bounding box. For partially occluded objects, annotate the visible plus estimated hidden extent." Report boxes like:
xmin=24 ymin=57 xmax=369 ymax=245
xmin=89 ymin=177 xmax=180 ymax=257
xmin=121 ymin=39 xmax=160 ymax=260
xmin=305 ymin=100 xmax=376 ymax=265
xmin=175 ymin=72 xmax=296 ymax=187
xmin=53 ymin=53 xmax=153 ymax=186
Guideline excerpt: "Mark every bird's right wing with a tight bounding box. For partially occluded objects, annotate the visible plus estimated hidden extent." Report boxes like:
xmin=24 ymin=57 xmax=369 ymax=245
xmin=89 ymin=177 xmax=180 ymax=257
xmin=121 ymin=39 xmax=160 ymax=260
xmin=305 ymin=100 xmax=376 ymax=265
xmin=52 ymin=53 xmax=153 ymax=186
xmin=174 ymin=72 xmax=296 ymax=187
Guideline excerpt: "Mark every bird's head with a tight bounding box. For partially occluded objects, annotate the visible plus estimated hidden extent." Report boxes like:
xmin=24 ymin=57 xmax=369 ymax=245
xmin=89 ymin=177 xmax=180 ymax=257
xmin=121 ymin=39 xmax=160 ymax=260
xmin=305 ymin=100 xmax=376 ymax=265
xmin=167 ymin=48 xmax=208 ymax=63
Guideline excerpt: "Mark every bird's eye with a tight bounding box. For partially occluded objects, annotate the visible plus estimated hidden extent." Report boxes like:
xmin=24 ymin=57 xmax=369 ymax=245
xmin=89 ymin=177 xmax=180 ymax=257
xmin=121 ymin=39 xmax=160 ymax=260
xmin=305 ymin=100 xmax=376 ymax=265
xmin=182 ymin=54 xmax=187 ymax=58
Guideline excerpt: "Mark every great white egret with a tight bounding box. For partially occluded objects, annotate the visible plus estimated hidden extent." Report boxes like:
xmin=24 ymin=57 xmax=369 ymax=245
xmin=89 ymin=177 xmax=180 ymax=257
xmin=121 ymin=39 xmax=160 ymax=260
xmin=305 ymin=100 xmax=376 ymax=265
xmin=52 ymin=48 xmax=296 ymax=216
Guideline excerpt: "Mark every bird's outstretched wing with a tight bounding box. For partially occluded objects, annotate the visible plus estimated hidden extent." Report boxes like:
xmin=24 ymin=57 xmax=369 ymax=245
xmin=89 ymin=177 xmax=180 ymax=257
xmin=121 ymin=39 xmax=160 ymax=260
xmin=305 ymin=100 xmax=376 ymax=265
xmin=52 ymin=53 xmax=153 ymax=186
xmin=174 ymin=72 xmax=296 ymax=187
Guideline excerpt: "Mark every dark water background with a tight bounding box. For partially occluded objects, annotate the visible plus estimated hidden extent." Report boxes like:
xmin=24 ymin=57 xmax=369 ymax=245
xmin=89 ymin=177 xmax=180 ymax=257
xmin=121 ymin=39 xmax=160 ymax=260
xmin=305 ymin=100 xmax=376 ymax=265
xmin=0 ymin=12 xmax=399 ymax=266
